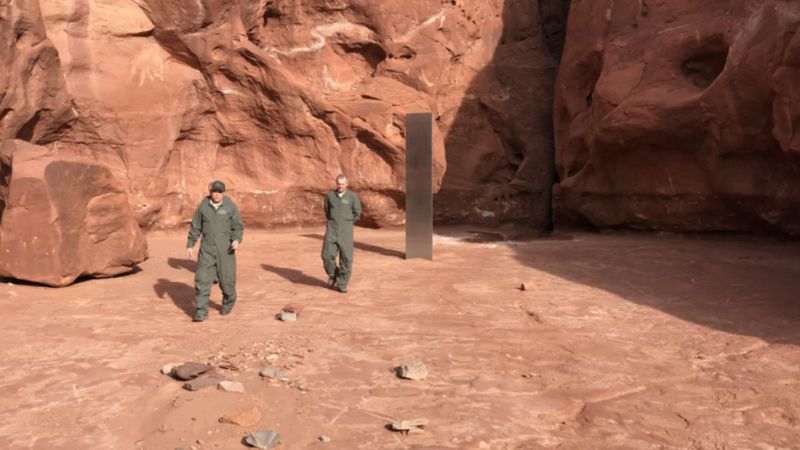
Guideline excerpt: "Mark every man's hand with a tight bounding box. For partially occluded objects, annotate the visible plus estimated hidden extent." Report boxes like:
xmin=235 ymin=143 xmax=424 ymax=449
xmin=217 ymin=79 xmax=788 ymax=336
xmin=186 ymin=247 xmax=194 ymax=258
xmin=230 ymin=240 xmax=240 ymax=250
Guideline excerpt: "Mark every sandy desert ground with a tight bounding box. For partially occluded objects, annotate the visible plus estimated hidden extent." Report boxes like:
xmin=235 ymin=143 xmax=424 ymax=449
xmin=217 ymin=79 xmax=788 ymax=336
xmin=1 ymin=227 xmax=799 ymax=449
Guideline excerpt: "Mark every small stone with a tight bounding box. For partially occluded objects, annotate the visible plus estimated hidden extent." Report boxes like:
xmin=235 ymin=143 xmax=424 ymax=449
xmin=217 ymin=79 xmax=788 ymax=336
xmin=281 ymin=303 xmax=303 ymax=315
xmin=396 ymin=362 xmax=429 ymax=380
xmin=161 ymin=363 xmax=177 ymax=375
xmin=183 ymin=374 xmax=223 ymax=391
xmin=319 ymin=435 xmax=331 ymax=443
xmin=219 ymin=407 xmax=262 ymax=427
xmin=244 ymin=430 xmax=280 ymax=449
xmin=297 ymin=383 xmax=310 ymax=392
xmin=217 ymin=381 xmax=245 ymax=393
xmin=277 ymin=311 xmax=297 ymax=322
xmin=171 ymin=362 xmax=213 ymax=381
xmin=266 ymin=354 xmax=279 ymax=363
xmin=520 ymin=282 xmax=534 ymax=291
xmin=391 ymin=419 xmax=429 ymax=431
xmin=260 ymin=367 xmax=289 ymax=381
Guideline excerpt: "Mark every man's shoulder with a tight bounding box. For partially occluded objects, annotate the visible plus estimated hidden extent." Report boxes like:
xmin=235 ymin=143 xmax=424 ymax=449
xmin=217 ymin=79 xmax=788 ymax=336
xmin=347 ymin=190 xmax=360 ymax=200
xmin=222 ymin=196 xmax=239 ymax=208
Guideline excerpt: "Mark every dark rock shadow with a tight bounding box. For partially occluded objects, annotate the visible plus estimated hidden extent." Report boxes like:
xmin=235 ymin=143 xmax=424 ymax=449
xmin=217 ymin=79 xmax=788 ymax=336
xmin=261 ymin=264 xmax=329 ymax=288
xmin=300 ymin=233 xmax=404 ymax=259
xmin=154 ymin=277 xmax=221 ymax=317
xmin=511 ymin=232 xmax=800 ymax=345
xmin=433 ymin=0 xmax=570 ymax=229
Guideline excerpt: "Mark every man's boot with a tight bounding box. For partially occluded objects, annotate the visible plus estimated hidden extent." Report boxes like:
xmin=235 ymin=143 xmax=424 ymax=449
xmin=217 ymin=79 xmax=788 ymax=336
xmin=193 ymin=309 xmax=208 ymax=322
xmin=328 ymin=268 xmax=339 ymax=288
xmin=220 ymin=302 xmax=236 ymax=316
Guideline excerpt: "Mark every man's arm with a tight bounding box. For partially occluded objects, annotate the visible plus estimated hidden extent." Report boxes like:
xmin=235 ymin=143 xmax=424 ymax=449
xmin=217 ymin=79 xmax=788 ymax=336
xmin=230 ymin=203 xmax=244 ymax=248
xmin=186 ymin=205 xmax=202 ymax=257
xmin=352 ymin=193 xmax=362 ymax=222
xmin=324 ymin=193 xmax=331 ymax=220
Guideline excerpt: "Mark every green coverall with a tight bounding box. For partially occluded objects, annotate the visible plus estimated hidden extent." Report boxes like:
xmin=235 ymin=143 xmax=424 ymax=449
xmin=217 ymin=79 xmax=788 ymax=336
xmin=186 ymin=196 xmax=244 ymax=315
xmin=322 ymin=189 xmax=362 ymax=291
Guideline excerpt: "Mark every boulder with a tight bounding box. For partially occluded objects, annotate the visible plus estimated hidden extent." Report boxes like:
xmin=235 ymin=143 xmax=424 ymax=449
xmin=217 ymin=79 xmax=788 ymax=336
xmin=0 ymin=140 xmax=148 ymax=286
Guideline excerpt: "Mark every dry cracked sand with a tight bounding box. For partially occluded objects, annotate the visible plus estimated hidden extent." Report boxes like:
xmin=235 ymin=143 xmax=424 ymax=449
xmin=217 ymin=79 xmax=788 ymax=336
xmin=1 ymin=227 xmax=799 ymax=449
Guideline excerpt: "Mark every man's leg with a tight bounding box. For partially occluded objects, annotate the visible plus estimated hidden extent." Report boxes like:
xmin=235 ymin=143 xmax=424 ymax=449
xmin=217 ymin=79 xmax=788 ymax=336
xmin=322 ymin=239 xmax=339 ymax=287
xmin=218 ymin=250 xmax=238 ymax=315
xmin=336 ymin=241 xmax=353 ymax=292
xmin=194 ymin=250 xmax=216 ymax=321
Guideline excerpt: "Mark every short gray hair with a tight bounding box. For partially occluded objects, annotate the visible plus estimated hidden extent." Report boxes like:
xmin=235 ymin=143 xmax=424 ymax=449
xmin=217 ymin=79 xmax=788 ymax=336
xmin=336 ymin=174 xmax=348 ymax=182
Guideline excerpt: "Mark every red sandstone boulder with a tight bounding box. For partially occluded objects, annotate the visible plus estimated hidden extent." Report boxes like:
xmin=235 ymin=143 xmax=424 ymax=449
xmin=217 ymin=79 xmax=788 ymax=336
xmin=0 ymin=140 xmax=148 ymax=286
xmin=554 ymin=0 xmax=800 ymax=235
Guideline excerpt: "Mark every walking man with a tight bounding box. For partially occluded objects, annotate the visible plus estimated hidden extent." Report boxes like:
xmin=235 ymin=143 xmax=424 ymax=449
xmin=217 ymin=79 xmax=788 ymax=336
xmin=322 ymin=174 xmax=362 ymax=293
xmin=186 ymin=180 xmax=244 ymax=322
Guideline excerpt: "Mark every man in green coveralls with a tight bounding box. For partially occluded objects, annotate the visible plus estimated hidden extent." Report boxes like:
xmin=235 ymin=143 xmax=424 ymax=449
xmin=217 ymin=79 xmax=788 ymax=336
xmin=322 ymin=174 xmax=362 ymax=293
xmin=186 ymin=180 xmax=244 ymax=322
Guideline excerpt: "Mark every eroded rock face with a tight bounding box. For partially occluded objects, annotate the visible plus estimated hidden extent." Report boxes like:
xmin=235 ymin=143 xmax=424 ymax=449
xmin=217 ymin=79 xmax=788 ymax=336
xmin=0 ymin=0 xmax=74 ymax=143
xmin=0 ymin=140 xmax=148 ymax=286
xmin=554 ymin=0 xmax=800 ymax=235
xmin=436 ymin=0 xmax=568 ymax=228
xmin=1 ymin=0 xmax=565 ymax=230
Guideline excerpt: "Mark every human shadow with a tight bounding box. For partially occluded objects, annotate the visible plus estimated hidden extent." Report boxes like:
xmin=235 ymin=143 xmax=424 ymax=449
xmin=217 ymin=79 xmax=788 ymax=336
xmin=261 ymin=264 xmax=329 ymax=288
xmin=154 ymin=277 xmax=221 ymax=317
xmin=300 ymin=233 xmax=405 ymax=259
xmin=168 ymin=258 xmax=197 ymax=272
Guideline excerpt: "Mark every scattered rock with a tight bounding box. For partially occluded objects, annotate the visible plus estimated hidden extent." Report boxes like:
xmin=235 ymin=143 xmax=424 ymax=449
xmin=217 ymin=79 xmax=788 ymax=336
xmin=219 ymin=407 xmax=262 ymax=427
xmin=266 ymin=354 xmax=279 ymax=363
xmin=520 ymin=283 xmax=534 ymax=291
xmin=260 ymin=367 xmax=289 ymax=382
xmin=281 ymin=303 xmax=303 ymax=315
xmin=297 ymin=383 xmax=310 ymax=392
xmin=396 ymin=362 xmax=429 ymax=380
xmin=171 ymin=362 xmax=213 ymax=381
xmin=244 ymin=430 xmax=280 ymax=449
xmin=218 ymin=362 xmax=240 ymax=371
xmin=319 ymin=435 xmax=331 ymax=443
xmin=183 ymin=375 xmax=223 ymax=391
xmin=277 ymin=311 xmax=297 ymax=322
xmin=391 ymin=419 xmax=428 ymax=432
xmin=161 ymin=363 xmax=177 ymax=375
xmin=217 ymin=381 xmax=245 ymax=393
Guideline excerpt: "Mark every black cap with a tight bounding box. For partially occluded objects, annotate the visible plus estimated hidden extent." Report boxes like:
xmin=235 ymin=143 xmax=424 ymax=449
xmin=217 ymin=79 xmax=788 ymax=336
xmin=209 ymin=180 xmax=226 ymax=193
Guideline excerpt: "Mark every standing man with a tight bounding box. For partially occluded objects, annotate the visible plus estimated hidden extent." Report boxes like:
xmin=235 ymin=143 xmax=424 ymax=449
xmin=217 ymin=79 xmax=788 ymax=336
xmin=186 ymin=180 xmax=244 ymax=322
xmin=322 ymin=174 xmax=362 ymax=293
